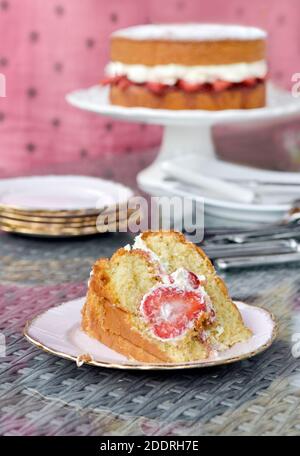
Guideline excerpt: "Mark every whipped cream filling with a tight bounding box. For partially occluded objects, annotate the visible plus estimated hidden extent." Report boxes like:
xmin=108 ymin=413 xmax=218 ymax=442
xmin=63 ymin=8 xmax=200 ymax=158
xmin=147 ymin=268 xmax=208 ymax=299
xmin=124 ymin=234 xmax=217 ymax=342
xmin=87 ymin=269 xmax=94 ymax=287
xmin=124 ymin=234 xmax=167 ymax=270
xmin=105 ymin=60 xmax=267 ymax=85
xmin=162 ymin=267 xmax=206 ymax=291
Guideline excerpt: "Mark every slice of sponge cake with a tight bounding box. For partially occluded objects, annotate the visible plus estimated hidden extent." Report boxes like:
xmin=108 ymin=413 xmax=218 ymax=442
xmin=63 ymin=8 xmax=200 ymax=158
xmin=82 ymin=230 xmax=251 ymax=363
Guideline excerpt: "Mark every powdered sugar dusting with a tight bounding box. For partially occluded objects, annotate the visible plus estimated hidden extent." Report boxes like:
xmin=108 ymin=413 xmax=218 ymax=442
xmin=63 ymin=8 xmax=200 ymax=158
xmin=112 ymin=23 xmax=267 ymax=42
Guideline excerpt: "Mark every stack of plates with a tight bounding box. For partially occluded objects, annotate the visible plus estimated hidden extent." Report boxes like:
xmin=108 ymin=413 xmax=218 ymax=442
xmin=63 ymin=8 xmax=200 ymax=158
xmin=138 ymin=155 xmax=300 ymax=223
xmin=0 ymin=176 xmax=134 ymax=237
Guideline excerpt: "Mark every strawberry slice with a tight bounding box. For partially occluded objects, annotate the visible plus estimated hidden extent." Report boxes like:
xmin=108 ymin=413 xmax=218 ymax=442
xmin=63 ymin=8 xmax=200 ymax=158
xmin=117 ymin=77 xmax=131 ymax=90
xmin=153 ymin=320 xmax=187 ymax=339
xmin=141 ymin=286 xmax=207 ymax=339
xmin=178 ymin=80 xmax=203 ymax=93
xmin=146 ymin=82 xmax=166 ymax=95
xmin=187 ymin=271 xmax=201 ymax=289
xmin=101 ymin=75 xmax=122 ymax=86
xmin=243 ymin=78 xmax=257 ymax=87
xmin=212 ymin=80 xmax=232 ymax=92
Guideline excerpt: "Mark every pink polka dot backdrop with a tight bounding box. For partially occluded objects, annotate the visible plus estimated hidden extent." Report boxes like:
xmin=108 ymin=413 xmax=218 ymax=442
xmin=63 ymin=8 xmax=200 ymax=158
xmin=0 ymin=0 xmax=299 ymax=175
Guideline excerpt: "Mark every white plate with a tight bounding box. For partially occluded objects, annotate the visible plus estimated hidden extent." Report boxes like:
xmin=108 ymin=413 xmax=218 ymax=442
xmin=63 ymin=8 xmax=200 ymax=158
xmin=137 ymin=162 xmax=294 ymax=223
xmin=24 ymin=298 xmax=277 ymax=370
xmin=166 ymin=154 xmax=300 ymax=211
xmin=0 ymin=175 xmax=133 ymax=212
xmin=66 ymin=84 xmax=300 ymax=126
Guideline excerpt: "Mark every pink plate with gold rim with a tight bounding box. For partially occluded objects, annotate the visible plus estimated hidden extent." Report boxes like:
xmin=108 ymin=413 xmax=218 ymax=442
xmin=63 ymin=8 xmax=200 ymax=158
xmin=24 ymin=298 xmax=277 ymax=370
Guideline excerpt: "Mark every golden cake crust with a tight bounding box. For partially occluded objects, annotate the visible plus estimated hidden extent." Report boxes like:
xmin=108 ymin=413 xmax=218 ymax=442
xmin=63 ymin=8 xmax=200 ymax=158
xmin=111 ymin=38 xmax=266 ymax=66
xmin=81 ymin=253 xmax=193 ymax=363
xmin=82 ymin=289 xmax=173 ymax=363
xmin=110 ymin=81 xmax=266 ymax=110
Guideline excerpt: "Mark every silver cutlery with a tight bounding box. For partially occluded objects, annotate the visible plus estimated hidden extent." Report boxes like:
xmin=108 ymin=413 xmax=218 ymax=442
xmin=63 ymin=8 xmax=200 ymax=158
xmin=204 ymin=239 xmax=298 ymax=259
xmin=225 ymin=228 xmax=300 ymax=244
xmin=204 ymin=226 xmax=262 ymax=237
xmin=215 ymin=251 xmax=300 ymax=270
xmin=208 ymin=204 xmax=300 ymax=243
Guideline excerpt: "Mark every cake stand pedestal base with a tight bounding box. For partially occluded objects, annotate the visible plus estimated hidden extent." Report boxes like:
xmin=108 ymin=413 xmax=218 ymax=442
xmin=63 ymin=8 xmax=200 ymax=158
xmin=138 ymin=123 xmax=216 ymax=195
xmin=156 ymin=124 xmax=215 ymax=163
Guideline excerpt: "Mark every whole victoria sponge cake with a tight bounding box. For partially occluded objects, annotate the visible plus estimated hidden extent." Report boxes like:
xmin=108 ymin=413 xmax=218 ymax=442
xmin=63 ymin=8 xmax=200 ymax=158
xmin=102 ymin=23 xmax=268 ymax=110
xmin=82 ymin=231 xmax=252 ymax=363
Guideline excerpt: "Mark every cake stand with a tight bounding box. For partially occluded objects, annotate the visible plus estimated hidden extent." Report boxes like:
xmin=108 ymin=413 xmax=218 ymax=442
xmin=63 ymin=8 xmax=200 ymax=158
xmin=66 ymin=84 xmax=300 ymax=207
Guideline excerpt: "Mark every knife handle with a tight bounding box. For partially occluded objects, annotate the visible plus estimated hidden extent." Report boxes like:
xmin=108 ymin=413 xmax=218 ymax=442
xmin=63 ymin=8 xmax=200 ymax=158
xmin=215 ymin=252 xmax=300 ymax=270
xmin=204 ymin=239 xmax=297 ymax=260
xmin=229 ymin=229 xmax=300 ymax=243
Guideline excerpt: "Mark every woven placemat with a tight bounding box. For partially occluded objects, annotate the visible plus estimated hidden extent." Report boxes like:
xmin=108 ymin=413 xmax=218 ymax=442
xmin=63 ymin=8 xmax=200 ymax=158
xmin=1 ymin=232 xmax=300 ymax=435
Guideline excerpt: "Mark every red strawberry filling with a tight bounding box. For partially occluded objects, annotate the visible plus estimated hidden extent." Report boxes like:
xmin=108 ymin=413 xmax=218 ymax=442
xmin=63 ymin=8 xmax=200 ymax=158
xmin=101 ymin=75 xmax=264 ymax=95
xmin=212 ymin=80 xmax=233 ymax=92
xmin=141 ymin=285 xmax=210 ymax=340
xmin=186 ymin=271 xmax=201 ymax=289
xmin=177 ymin=80 xmax=205 ymax=93
xmin=146 ymin=82 xmax=167 ymax=95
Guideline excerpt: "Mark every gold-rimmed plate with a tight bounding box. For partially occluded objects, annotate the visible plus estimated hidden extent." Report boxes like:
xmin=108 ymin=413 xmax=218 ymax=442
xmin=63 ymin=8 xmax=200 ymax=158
xmin=0 ymin=215 xmax=136 ymax=237
xmin=0 ymin=204 xmax=135 ymax=220
xmin=24 ymin=298 xmax=277 ymax=370
xmin=0 ymin=215 xmax=99 ymax=229
xmin=0 ymin=223 xmax=99 ymax=237
xmin=0 ymin=212 xmax=99 ymax=224
xmin=0 ymin=175 xmax=134 ymax=216
xmin=0 ymin=208 xmax=135 ymax=225
xmin=0 ymin=209 xmax=135 ymax=227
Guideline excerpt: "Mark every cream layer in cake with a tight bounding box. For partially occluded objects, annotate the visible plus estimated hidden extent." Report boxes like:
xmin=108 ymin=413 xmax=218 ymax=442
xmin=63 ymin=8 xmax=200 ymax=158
xmin=105 ymin=60 xmax=267 ymax=85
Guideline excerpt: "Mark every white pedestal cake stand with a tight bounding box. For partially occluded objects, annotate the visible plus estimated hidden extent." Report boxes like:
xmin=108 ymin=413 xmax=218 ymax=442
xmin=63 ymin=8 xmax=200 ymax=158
xmin=66 ymin=84 xmax=300 ymax=220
